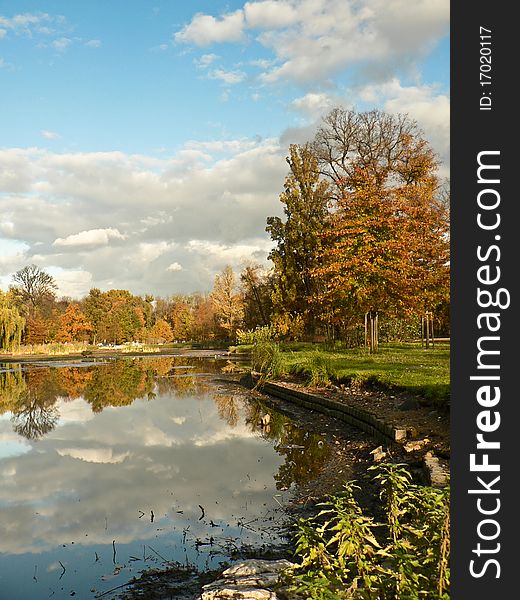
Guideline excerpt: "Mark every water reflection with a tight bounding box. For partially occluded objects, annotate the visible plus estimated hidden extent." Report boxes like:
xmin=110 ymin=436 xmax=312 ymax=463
xmin=0 ymin=358 xmax=214 ymax=440
xmin=0 ymin=357 xmax=329 ymax=599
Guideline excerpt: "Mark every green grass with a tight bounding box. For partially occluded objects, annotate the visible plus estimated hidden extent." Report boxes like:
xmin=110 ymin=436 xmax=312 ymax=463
xmin=279 ymin=342 xmax=450 ymax=406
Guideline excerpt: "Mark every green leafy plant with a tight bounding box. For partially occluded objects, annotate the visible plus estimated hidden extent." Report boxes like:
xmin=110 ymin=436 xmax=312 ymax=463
xmin=281 ymin=464 xmax=450 ymax=599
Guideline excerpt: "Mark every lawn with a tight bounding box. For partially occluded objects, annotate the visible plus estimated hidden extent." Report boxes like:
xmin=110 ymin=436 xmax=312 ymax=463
xmin=235 ymin=341 xmax=450 ymax=406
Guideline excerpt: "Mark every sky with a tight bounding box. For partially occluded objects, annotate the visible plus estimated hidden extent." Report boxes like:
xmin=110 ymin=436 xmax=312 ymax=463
xmin=0 ymin=0 xmax=450 ymax=299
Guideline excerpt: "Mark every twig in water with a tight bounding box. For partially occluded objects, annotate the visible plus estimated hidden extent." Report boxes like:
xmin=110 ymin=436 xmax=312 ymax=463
xmin=198 ymin=505 xmax=205 ymax=521
xmin=147 ymin=545 xmax=172 ymax=565
xmin=112 ymin=540 xmax=116 ymax=564
xmin=94 ymin=582 xmax=132 ymax=598
xmin=33 ymin=565 xmax=37 ymax=582
xmin=58 ymin=561 xmax=66 ymax=580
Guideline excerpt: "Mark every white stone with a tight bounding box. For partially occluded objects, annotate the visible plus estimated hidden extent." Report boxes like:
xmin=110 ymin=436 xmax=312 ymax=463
xmin=201 ymin=586 xmax=276 ymax=599
xmin=222 ymin=559 xmax=294 ymax=577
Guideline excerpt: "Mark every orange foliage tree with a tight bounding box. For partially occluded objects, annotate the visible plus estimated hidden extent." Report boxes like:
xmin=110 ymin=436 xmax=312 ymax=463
xmin=56 ymin=303 xmax=93 ymax=342
xmin=312 ymin=109 xmax=450 ymax=350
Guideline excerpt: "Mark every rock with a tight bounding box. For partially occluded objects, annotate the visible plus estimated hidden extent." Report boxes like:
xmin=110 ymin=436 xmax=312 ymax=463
xmin=404 ymin=438 xmax=430 ymax=453
xmin=222 ymin=560 xmax=294 ymax=577
xmin=201 ymin=586 xmax=276 ymax=599
xmin=423 ymin=453 xmax=449 ymax=487
xmin=198 ymin=559 xmax=294 ymax=600
xmin=369 ymin=446 xmax=386 ymax=462
xmin=261 ymin=414 xmax=271 ymax=427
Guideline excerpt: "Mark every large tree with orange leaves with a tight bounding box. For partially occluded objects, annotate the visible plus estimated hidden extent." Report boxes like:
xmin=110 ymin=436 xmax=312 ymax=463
xmin=312 ymin=108 xmax=450 ymax=349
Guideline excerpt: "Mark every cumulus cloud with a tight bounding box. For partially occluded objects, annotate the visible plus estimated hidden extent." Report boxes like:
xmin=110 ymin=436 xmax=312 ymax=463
xmin=174 ymin=0 xmax=449 ymax=85
xmin=167 ymin=262 xmax=183 ymax=272
xmin=53 ymin=228 xmax=126 ymax=248
xmin=174 ymin=10 xmax=245 ymax=45
xmin=51 ymin=36 xmax=72 ymax=51
xmin=290 ymin=92 xmax=342 ymax=119
xmin=0 ymin=12 xmax=53 ymax=35
xmin=195 ymin=53 xmax=219 ymax=68
xmin=0 ymin=141 xmax=287 ymax=297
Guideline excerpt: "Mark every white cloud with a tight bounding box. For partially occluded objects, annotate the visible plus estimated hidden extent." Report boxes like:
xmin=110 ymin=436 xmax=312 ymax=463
xmin=208 ymin=68 xmax=246 ymax=85
xmin=0 ymin=12 xmax=52 ymax=34
xmin=137 ymin=241 xmax=174 ymax=263
xmin=0 ymin=140 xmax=287 ymax=296
xmin=167 ymin=262 xmax=183 ymax=272
xmin=174 ymin=10 xmax=245 ymax=45
xmin=52 ymin=37 xmax=72 ymax=51
xmin=291 ymin=92 xmax=337 ymax=119
xmin=53 ymin=228 xmax=126 ymax=247
xmin=56 ymin=447 xmax=130 ymax=464
xmin=175 ymin=0 xmax=449 ymax=85
xmin=195 ymin=53 xmax=219 ymax=68
xmin=40 ymin=130 xmax=60 ymax=140
xmin=85 ymin=39 xmax=102 ymax=48
xmin=243 ymin=1 xmax=299 ymax=29
xmin=45 ymin=267 xmax=94 ymax=298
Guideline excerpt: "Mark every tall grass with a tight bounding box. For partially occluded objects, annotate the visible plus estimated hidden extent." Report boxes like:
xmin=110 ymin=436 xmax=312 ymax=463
xmin=5 ymin=342 xmax=90 ymax=356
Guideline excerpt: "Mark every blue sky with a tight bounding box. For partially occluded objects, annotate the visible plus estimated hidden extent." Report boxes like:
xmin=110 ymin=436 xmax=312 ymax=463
xmin=0 ymin=0 xmax=449 ymax=298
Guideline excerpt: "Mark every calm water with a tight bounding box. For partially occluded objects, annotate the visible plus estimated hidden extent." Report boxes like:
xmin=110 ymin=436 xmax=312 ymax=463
xmin=0 ymin=356 xmax=329 ymax=599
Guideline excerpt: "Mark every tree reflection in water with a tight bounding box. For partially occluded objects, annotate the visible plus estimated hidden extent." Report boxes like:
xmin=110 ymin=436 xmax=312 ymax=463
xmin=1 ymin=359 xmax=330 ymax=488
xmin=0 ymin=357 xmax=216 ymax=439
xmin=245 ymin=400 xmax=331 ymax=490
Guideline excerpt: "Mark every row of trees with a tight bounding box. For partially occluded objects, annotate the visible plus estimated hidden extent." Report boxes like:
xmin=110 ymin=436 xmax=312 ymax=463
xmin=0 ymin=262 xmax=268 ymax=350
xmin=0 ymin=108 xmax=449 ymax=352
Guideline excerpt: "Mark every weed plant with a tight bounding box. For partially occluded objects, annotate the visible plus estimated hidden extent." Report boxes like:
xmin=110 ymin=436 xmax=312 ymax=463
xmin=282 ymin=463 xmax=450 ymax=599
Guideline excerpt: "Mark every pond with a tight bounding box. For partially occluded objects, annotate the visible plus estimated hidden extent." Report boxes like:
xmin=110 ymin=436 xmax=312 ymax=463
xmin=0 ymin=356 xmax=330 ymax=599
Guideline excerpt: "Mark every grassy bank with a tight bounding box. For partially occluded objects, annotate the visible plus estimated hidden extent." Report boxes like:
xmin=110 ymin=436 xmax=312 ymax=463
xmin=233 ymin=342 xmax=450 ymax=406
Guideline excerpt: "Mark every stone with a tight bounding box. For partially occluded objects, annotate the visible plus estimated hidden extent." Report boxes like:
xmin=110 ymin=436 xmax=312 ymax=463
xmin=370 ymin=446 xmax=386 ymax=462
xmin=423 ymin=453 xmax=449 ymax=488
xmin=200 ymin=585 xmax=276 ymax=599
xmin=222 ymin=559 xmax=294 ymax=577
xmin=198 ymin=559 xmax=294 ymax=600
xmin=404 ymin=438 xmax=430 ymax=453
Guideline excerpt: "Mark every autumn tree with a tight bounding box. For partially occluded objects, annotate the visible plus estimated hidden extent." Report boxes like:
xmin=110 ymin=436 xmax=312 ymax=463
xmin=0 ymin=291 xmax=25 ymax=351
xmin=11 ymin=264 xmax=57 ymax=315
xmin=56 ymin=303 xmax=93 ymax=342
xmin=210 ymin=266 xmax=244 ymax=339
xmin=266 ymin=144 xmax=330 ymax=336
xmin=240 ymin=264 xmax=273 ymax=330
xmin=191 ymin=294 xmax=217 ymax=341
xmin=168 ymin=297 xmax=195 ymax=341
xmin=312 ymin=108 xmax=450 ymax=350
xmin=83 ymin=288 xmax=108 ymax=344
xmin=149 ymin=319 xmax=173 ymax=343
